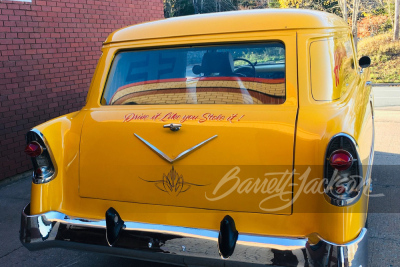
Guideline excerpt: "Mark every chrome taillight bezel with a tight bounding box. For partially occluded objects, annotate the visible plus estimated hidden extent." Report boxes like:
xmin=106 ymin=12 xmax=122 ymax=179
xmin=323 ymin=133 xmax=363 ymax=207
xmin=26 ymin=129 xmax=57 ymax=184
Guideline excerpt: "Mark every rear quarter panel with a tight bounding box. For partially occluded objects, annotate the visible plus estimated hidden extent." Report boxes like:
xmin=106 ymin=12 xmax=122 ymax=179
xmin=30 ymin=111 xmax=85 ymax=214
xmin=294 ymin=29 xmax=373 ymax=242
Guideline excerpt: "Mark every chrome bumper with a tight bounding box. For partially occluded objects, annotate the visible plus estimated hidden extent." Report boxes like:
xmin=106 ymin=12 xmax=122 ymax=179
xmin=20 ymin=204 xmax=368 ymax=267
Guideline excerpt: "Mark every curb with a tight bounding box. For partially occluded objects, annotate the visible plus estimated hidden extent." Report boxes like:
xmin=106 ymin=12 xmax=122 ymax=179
xmin=372 ymin=83 xmax=400 ymax=87
xmin=0 ymin=171 xmax=31 ymax=188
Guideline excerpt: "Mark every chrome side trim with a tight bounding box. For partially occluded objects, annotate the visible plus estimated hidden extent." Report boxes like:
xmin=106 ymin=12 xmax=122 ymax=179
xmin=173 ymin=135 xmax=218 ymax=162
xmin=365 ymin=101 xmax=375 ymax=186
xmin=134 ymin=133 xmax=174 ymax=162
xmin=20 ymin=204 xmax=368 ymax=267
xmin=134 ymin=134 xmax=217 ymax=163
xmin=28 ymin=129 xmax=58 ymax=184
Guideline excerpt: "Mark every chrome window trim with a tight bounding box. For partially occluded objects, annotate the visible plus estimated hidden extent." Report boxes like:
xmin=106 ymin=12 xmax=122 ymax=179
xmin=28 ymin=128 xmax=58 ymax=184
xmin=101 ymin=42 xmax=287 ymax=106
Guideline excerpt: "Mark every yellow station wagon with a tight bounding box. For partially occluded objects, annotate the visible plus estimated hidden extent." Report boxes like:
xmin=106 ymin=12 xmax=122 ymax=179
xmin=20 ymin=9 xmax=374 ymax=267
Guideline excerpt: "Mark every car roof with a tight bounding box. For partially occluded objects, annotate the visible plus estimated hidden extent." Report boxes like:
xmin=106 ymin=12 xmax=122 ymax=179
xmin=104 ymin=9 xmax=348 ymax=44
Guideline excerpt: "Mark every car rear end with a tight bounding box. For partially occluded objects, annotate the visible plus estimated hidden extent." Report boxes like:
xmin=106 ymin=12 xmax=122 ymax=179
xmin=20 ymin=10 xmax=371 ymax=267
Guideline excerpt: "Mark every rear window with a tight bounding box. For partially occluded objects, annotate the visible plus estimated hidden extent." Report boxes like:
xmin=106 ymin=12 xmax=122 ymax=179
xmin=102 ymin=42 xmax=286 ymax=105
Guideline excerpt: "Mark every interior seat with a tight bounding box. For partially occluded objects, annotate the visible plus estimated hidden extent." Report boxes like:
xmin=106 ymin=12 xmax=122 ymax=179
xmin=194 ymin=52 xmax=235 ymax=77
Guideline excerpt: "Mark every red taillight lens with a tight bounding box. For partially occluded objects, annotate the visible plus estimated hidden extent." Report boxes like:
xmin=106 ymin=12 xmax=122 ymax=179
xmin=24 ymin=141 xmax=43 ymax=157
xmin=335 ymin=185 xmax=346 ymax=195
xmin=329 ymin=150 xmax=353 ymax=171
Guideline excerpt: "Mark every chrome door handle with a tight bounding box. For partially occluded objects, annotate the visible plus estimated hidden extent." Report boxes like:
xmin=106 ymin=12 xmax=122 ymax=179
xmin=163 ymin=123 xmax=182 ymax=132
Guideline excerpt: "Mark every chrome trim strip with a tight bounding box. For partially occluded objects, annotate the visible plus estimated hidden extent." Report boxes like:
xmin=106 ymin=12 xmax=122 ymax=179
xmin=134 ymin=134 xmax=217 ymax=163
xmin=134 ymin=133 xmax=174 ymax=162
xmin=173 ymin=135 xmax=218 ymax=162
xmin=20 ymin=204 xmax=368 ymax=267
xmin=28 ymin=129 xmax=58 ymax=184
xmin=365 ymin=101 xmax=375 ymax=186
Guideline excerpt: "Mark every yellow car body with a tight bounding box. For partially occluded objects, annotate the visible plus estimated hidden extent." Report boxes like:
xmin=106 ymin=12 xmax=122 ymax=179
xmin=20 ymin=9 xmax=373 ymax=267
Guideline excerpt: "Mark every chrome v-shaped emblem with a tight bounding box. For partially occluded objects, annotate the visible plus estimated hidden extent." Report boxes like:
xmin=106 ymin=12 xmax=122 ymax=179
xmin=134 ymin=134 xmax=217 ymax=163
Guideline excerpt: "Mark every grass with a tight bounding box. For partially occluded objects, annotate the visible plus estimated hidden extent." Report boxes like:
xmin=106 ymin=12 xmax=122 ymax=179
xmin=358 ymin=33 xmax=400 ymax=83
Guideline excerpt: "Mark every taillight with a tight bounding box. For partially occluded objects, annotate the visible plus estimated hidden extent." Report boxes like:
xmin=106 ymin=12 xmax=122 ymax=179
xmin=329 ymin=150 xmax=353 ymax=171
xmin=324 ymin=134 xmax=363 ymax=206
xmin=24 ymin=141 xmax=43 ymax=157
xmin=25 ymin=130 xmax=56 ymax=184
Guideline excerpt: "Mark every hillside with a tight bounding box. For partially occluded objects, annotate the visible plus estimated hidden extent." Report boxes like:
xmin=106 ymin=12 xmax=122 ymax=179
xmin=358 ymin=34 xmax=400 ymax=83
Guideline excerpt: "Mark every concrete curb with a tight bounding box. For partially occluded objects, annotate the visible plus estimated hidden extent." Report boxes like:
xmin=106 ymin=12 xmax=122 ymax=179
xmin=372 ymin=83 xmax=400 ymax=87
xmin=0 ymin=171 xmax=31 ymax=188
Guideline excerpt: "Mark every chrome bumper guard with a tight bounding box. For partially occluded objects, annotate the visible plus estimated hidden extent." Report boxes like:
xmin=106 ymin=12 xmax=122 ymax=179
xmin=20 ymin=204 xmax=368 ymax=267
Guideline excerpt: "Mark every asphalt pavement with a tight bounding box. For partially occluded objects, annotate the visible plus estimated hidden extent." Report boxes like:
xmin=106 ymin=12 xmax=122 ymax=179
xmin=373 ymin=84 xmax=400 ymax=107
xmin=0 ymin=85 xmax=399 ymax=266
xmin=0 ymin=179 xmax=170 ymax=267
